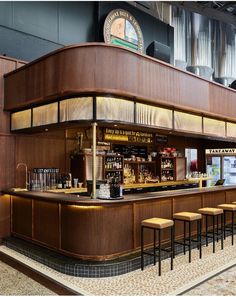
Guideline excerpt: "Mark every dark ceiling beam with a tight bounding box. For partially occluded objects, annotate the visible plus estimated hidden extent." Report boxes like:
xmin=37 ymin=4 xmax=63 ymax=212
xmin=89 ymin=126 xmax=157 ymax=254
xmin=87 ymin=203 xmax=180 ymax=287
xmin=170 ymin=1 xmax=236 ymax=25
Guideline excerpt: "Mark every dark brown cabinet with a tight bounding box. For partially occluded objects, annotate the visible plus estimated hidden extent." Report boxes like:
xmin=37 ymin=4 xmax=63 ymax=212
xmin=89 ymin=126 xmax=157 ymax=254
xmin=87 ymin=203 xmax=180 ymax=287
xmin=158 ymin=157 xmax=186 ymax=182
xmin=70 ymin=154 xmax=124 ymax=186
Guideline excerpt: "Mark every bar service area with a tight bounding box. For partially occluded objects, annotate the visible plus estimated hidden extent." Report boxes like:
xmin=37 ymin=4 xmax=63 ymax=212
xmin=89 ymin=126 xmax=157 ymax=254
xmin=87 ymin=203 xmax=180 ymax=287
xmin=1 ymin=8 xmax=236 ymax=268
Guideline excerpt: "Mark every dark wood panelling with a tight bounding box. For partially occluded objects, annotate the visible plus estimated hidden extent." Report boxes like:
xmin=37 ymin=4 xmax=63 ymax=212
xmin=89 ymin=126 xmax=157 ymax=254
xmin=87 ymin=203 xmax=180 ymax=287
xmin=10 ymin=187 xmax=236 ymax=260
xmin=61 ymin=203 xmax=133 ymax=257
xmin=33 ymin=200 xmax=59 ymax=248
xmin=0 ymin=195 xmax=11 ymax=242
xmin=202 ymin=191 xmax=226 ymax=207
xmin=0 ymin=58 xmax=16 ymax=106
xmin=225 ymin=190 xmax=236 ymax=203
xmin=12 ymin=196 xmax=32 ymax=238
xmin=15 ymin=135 xmax=66 ymax=188
xmin=4 ymin=44 xmax=236 ymax=121
xmin=173 ymin=195 xmax=202 ymax=214
xmin=0 ymin=135 xmax=15 ymax=189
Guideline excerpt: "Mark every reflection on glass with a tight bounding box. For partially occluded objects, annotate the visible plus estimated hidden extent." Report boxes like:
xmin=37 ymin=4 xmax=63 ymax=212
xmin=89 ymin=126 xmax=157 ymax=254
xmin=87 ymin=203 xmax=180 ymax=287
xmin=206 ymin=156 xmax=221 ymax=186
xmin=223 ymin=156 xmax=236 ymax=185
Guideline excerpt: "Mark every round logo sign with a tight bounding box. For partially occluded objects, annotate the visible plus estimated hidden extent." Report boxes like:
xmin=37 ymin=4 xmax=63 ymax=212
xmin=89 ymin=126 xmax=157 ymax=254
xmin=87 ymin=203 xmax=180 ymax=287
xmin=103 ymin=9 xmax=144 ymax=53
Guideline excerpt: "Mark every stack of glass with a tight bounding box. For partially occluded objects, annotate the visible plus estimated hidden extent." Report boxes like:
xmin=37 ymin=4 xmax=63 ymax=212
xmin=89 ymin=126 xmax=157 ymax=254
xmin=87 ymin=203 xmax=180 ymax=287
xmin=29 ymin=168 xmax=59 ymax=191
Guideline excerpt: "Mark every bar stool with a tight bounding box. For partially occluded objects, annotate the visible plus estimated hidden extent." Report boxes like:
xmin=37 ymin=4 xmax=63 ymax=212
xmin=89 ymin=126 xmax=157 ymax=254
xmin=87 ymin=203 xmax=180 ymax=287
xmin=198 ymin=207 xmax=224 ymax=253
xmin=218 ymin=204 xmax=236 ymax=245
xmin=173 ymin=212 xmax=202 ymax=263
xmin=141 ymin=217 xmax=174 ymax=276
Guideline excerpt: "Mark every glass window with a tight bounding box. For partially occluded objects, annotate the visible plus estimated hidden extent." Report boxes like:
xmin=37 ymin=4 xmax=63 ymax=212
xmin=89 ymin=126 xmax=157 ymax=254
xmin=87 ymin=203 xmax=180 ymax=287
xmin=11 ymin=109 xmax=31 ymax=130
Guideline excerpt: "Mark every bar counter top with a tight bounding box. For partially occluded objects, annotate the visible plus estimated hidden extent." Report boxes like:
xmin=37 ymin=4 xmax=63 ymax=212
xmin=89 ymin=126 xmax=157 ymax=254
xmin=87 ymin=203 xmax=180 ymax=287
xmin=2 ymin=184 xmax=235 ymax=205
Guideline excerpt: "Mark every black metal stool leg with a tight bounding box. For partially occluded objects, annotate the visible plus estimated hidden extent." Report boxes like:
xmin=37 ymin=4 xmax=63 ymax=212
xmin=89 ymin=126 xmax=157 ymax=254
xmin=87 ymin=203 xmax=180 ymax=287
xmin=197 ymin=219 xmax=200 ymax=250
xmin=213 ymin=215 xmax=215 ymax=253
xmin=206 ymin=215 xmax=208 ymax=246
xmin=232 ymin=211 xmax=234 ymax=245
xmin=199 ymin=219 xmax=202 ymax=259
xmin=173 ymin=220 xmax=175 ymax=259
xmin=224 ymin=212 xmax=226 ymax=239
xmin=221 ymin=213 xmax=224 ymax=250
xmin=171 ymin=226 xmax=174 ymax=270
xmin=154 ymin=228 xmax=156 ymax=265
xmin=159 ymin=229 xmax=161 ymax=276
xmin=189 ymin=221 xmax=192 ymax=263
xmin=141 ymin=226 xmax=144 ymax=270
xmin=184 ymin=221 xmax=186 ymax=254
xmin=216 ymin=215 xmax=219 ymax=242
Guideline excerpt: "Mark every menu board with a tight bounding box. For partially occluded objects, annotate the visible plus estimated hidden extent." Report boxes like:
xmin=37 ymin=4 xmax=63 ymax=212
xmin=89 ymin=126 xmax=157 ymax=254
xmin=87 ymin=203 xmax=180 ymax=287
xmin=104 ymin=128 xmax=153 ymax=144
xmin=113 ymin=144 xmax=147 ymax=158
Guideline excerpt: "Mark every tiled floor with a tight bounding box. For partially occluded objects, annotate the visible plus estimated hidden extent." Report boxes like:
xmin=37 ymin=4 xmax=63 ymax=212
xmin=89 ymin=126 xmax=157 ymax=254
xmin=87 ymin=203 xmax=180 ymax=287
xmin=2 ymin=235 xmax=236 ymax=295
xmin=0 ymin=259 xmax=56 ymax=295
xmin=183 ymin=265 xmax=236 ymax=296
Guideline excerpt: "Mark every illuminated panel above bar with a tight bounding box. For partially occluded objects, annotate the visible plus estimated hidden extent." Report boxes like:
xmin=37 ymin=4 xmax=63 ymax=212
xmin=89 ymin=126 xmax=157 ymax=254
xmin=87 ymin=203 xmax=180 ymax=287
xmin=174 ymin=111 xmax=202 ymax=133
xmin=11 ymin=109 xmax=31 ymax=130
xmin=33 ymin=102 xmax=58 ymax=127
xmin=96 ymin=97 xmax=134 ymax=122
xmin=203 ymin=117 xmax=226 ymax=137
xmin=136 ymin=103 xmax=172 ymax=129
xmin=226 ymin=122 xmax=236 ymax=138
xmin=60 ymin=97 xmax=93 ymax=122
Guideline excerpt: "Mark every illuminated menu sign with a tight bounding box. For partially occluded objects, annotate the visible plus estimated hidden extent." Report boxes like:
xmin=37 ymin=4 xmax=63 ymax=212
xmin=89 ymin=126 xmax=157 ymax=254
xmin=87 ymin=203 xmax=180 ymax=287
xmin=104 ymin=128 xmax=153 ymax=143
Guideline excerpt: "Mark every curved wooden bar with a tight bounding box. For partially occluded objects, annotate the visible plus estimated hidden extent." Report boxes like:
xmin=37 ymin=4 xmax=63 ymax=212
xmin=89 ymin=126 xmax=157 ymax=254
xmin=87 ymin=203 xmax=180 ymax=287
xmin=3 ymin=186 xmax=236 ymax=261
xmin=4 ymin=43 xmax=236 ymax=120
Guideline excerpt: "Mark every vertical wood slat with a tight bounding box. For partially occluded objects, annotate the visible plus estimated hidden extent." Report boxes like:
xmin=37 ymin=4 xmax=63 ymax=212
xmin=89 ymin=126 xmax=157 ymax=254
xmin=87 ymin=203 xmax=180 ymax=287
xmin=4 ymin=44 xmax=236 ymax=121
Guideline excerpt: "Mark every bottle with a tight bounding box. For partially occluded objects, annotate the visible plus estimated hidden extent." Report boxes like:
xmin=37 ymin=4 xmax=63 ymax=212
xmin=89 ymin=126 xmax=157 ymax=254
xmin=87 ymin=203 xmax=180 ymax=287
xmin=57 ymin=174 xmax=63 ymax=189
xmin=68 ymin=173 xmax=72 ymax=188
xmin=119 ymin=183 xmax=123 ymax=197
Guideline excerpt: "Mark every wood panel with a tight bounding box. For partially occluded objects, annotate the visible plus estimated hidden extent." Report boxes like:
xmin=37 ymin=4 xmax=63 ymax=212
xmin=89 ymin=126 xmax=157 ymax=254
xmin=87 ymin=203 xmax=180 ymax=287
xmin=9 ymin=188 xmax=236 ymax=261
xmin=15 ymin=135 xmax=66 ymax=188
xmin=0 ymin=58 xmax=17 ymax=106
xmin=4 ymin=44 xmax=236 ymax=121
xmin=61 ymin=203 xmax=133 ymax=258
xmin=202 ymin=191 xmax=226 ymax=207
xmin=225 ymin=190 xmax=236 ymax=203
xmin=12 ymin=196 xmax=32 ymax=238
xmin=0 ymin=135 xmax=15 ymax=189
xmin=0 ymin=195 xmax=11 ymax=243
xmin=33 ymin=200 xmax=59 ymax=248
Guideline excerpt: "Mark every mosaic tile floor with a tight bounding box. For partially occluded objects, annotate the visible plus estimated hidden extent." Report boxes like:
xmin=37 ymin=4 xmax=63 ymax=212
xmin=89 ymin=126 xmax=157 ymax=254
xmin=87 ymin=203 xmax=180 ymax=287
xmin=184 ymin=264 xmax=236 ymax=295
xmin=0 ymin=259 xmax=56 ymax=295
xmin=2 ymin=235 xmax=236 ymax=295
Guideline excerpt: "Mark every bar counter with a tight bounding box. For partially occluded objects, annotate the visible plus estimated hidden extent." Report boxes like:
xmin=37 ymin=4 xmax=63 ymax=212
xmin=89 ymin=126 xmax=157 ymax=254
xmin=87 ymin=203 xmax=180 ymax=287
xmin=2 ymin=185 xmax=236 ymax=260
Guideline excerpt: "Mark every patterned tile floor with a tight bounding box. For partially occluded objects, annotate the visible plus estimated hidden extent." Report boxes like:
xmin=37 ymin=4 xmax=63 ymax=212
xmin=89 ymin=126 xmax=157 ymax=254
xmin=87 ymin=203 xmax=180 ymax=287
xmin=1 ymin=236 xmax=236 ymax=295
xmin=183 ymin=265 xmax=236 ymax=296
xmin=0 ymin=259 xmax=56 ymax=295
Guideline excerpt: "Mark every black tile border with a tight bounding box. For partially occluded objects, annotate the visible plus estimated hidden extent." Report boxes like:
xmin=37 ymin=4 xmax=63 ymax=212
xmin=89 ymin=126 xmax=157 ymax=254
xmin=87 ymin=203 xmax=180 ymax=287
xmin=3 ymin=232 xmax=233 ymax=278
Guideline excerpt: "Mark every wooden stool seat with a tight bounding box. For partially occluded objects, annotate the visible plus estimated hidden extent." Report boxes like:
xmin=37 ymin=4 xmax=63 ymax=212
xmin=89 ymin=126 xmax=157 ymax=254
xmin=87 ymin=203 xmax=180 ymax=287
xmin=218 ymin=204 xmax=236 ymax=211
xmin=173 ymin=211 xmax=202 ymax=221
xmin=142 ymin=218 xmax=174 ymax=229
xmin=198 ymin=207 xmax=223 ymax=215
xmin=231 ymin=201 xmax=236 ymax=205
